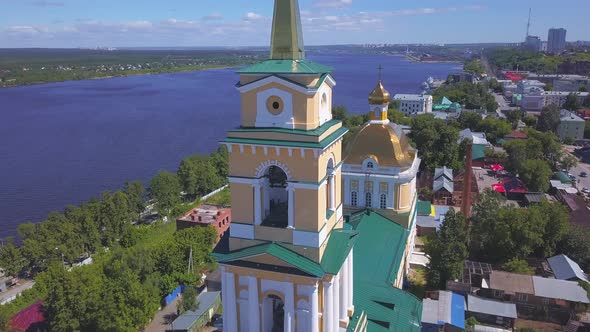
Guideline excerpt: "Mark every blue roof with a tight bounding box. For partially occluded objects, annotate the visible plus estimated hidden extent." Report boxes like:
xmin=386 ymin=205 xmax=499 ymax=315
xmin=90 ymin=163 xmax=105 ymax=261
xmin=441 ymin=97 xmax=453 ymax=105
xmin=451 ymin=293 xmax=466 ymax=329
xmin=547 ymin=254 xmax=589 ymax=283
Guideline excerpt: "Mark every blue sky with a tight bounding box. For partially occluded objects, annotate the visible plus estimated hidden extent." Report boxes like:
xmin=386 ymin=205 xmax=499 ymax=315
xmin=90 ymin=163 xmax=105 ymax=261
xmin=0 ymin=0 xmax=588 ymax=48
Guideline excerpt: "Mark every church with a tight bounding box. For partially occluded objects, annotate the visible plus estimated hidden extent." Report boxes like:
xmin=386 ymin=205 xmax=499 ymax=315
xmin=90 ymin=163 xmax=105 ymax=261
xmin=214 ymin=0 xmax=422 ymax=331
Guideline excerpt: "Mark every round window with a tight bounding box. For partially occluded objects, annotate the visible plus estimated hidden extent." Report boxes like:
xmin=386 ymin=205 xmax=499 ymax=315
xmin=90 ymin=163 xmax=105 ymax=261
xmin=266 ymin=96 xmax=284 ymax=115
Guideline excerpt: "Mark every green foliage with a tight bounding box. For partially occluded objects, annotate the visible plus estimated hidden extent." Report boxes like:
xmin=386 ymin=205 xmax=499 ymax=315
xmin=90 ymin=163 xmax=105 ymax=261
xmin=178 ymin=286 xmax=200 ymax=314
xmin=410 ymin=114 xmax=462 ymax=172
xmin=486 ymin=48 xmax=563 ymax=73
xmin=502 ymin=258 xmax=534 ymax=275
xmin=519 ymin=159 xmax=552 ymax=192
xmin=561 ymin=154 xmax=579 ymax=171
xmin=583 ymin=95 xmax=590 ymax=108
xmin=150 ymin=171 xmax=182 ymax=215
xmin=124 ymin=181 xmax=146 ymax=218
xmin=478 ymin=117 xmax=512 ymax=144
xmin=203 ymin=187 xmax=231 ymax=206
xmin=432 ymin=81 xmax=498 ymax=112
xmin=564 ymin=93 xmax=580 ymax=111
xmin=0 ymin=239 xmax=27 ymax=276
xmin=464 ymin=59 xmax=485 ymax=75
xmin=425 ymin=209 xmax=468 ymax=289
xmin=470 ymin=191 xmax=569 ymax=264
xmin=457 ymin=111 xmax=482 ymax=130
xmin=558 ymin=226 xmax=590 ymax=271
xmin=586 ymin=122 xmax=590 ymax=139
xmin=523 ymin=115 xmax=538 ymax=127
xmin=177 ymin=155 xmax=223 ymax=200
xmin=488 ymin=78 xmax=504 ymax=94
xmin=0 ymin=306 xmax=11 ymax=332
xmin=465 ymin=317 xmax=479 ymax=329
xmin=538 ymin=105 xmax=561 ymax=133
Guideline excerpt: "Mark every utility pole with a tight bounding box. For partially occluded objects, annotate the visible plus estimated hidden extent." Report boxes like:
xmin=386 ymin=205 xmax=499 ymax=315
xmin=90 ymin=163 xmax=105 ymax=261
xmin=526 ymin=8 xmax=532 ymax=40
xmin=187 ymin=246 xmax=193 ymax=274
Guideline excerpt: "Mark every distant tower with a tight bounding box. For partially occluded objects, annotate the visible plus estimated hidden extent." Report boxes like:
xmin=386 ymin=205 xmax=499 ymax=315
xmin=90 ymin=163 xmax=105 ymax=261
xmin=548 ymin=28 xmax=567 ymax=54
xmin=526 ymin=8 xmax=532 ymax=40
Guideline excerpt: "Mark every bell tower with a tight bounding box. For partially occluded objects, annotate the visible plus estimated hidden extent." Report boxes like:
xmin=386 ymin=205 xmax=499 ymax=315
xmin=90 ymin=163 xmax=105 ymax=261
xmin=215 ymin=0 xmax=357 ymax=331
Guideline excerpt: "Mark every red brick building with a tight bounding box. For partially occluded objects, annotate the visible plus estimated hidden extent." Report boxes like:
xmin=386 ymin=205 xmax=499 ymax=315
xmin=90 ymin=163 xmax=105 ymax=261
xmin=176 ymin=205 xmax=231 ymax=244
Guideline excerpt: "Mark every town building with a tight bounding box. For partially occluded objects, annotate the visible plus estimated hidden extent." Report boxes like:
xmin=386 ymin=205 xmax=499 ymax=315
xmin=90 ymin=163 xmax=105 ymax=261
xmin=547 ymin=28 xmax=567 ymax=54
xmin=176 ymin=205 xmax=231 ymax=244
xmin=466 ymin=295 xmax=517 ymax=330
xmin=422 ymin=291 xmax=465 ymax=332
xmin=521 ymin=89 xmax=545 ymax=112
xmin=547 ymin=254 xmax=589 ymax=283
xmin=393 ymin=93 xmax=433 ymax=116
xmin=168 ymin=292 xmax=221 ymax=332
xmin=486 ymin=271 xmax=589 ymax=309
xmin=213 ymin=1 xmax=422 ymax=331
xmin=516 ymin=79 xmax=546 ymax=94
xmin=523 ymin=35 xmax=542 ymax=52
xmin=544 ymin=91 xmax=589 ymax=109
xmin=558 ymin=109 xmax=585 ymax=141
xmin=432 ymin=167 xmax=454 ymax=206
xmin=503 ymin=130 xmax=528 ymax=142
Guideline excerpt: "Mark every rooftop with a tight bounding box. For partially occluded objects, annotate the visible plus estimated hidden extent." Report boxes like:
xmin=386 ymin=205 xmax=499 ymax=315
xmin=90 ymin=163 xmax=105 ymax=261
xmin=547 ymin=254 xmax=589 ymax=283
xmin=489 ymin=271 xmax=534 ymax=295
xmin=505 ymin=130 xmax=528 ymax=140
xmin=347 ymin=210 xmax=422 ymax=331
xmin=467 ymin=295 xmax=517 ymax=319
xmin=393 ymin=94 xmax=432 ymax=101
xmin=422 ymin=291 xmax=465 ymax=329
xmin=560 ymin=110 xmax=585 ymax=122
xmin=177 ymin=205 xmax=230 ymax=224
xmin=238 ymin=59 xmax=332 ymax=75
xmin=532 ymin=276 xmax=590 ymax=303
xmin=171 ymin=291 xmax=221 ymax=330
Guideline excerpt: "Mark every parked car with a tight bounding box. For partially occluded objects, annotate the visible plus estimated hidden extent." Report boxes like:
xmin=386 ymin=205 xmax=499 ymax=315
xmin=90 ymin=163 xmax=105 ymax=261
xmin=580 ymin=172 xmax=588 ymax=178
xmin=582 ymin=188 xmax=590 ymax=194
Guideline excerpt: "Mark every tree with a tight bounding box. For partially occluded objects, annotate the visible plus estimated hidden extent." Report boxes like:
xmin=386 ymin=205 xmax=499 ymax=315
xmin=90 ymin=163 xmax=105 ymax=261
xmin=458 ymin=111 xmax=482 ymax=130
xmin=0 ymin=239 xmax=26 ymax=276
xmin=502 ymin=258 xmax=534 ymax=275
xmin=506 ymin=109 xmax=524 ymax=128
xmin=0 ymin=306 xmax=10 ymax=332
xmin=561 ymin=154 xmax=579 ymax=172
xmin=533 ymin=200 xmax=569 ymax=258
xmin=558 ymin=226 xmax=590 ymax=271
xmin=477 ymin=117 xmax=511 ymax=144
xmin=149 ymin=171 xmax=181 ymax=215
xmin=537 ymin=105 xmax=561 ymax=133
xmin=564 ymin=92 xmax=580 ymax=111
xmin=177 ymin=156 xmax=222 ymax=200
xmin=178 ymin=286 xmax=199 ymax=314
xmin=518 ymin=159 xmax=552 ymax=192
xmin=124 ymin=181 xmax=145 ymax=218
xmin=583 ymin=95 xmax=590 ymax=108
xmin=410 ymin=114 xmax=462 ymax=172
xmin=523 ymin=114 xmax=537 ymax=127
xmin=210 ymin=146 xmax=229 ymax=181
xmin=425 ymin=209 xmax=468 ymax=289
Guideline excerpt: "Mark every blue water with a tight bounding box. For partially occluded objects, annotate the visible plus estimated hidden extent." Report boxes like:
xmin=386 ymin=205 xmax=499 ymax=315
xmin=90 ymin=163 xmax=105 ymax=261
xmin=0 ymin=54 xmax=460 ymax=238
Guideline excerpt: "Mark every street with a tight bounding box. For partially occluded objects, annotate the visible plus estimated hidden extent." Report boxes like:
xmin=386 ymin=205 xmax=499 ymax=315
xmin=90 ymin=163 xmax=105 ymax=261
xmin=563 ymin=146 xmax=590 ymax=191
xmin=0 ymin=280 xmax=35 ymax=305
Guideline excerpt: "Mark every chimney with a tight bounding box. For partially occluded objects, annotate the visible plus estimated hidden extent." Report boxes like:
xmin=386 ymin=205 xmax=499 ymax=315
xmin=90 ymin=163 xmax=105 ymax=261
xmin=462 ymin=141 xmax=473 ymax=219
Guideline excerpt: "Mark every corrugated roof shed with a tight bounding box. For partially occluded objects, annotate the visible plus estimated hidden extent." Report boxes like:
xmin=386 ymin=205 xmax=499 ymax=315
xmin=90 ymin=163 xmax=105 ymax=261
xmin=467 ymin=295 xmax=517 ymax=319
xmin=547 ymin=254 xmax=589 ymax=283
xmin=433 ymin=177 xmax=454 ymax=193
xmin=434 ymin=167 xmax=454 ymax=181
xmin=171 ymin=291 xmax=221 ymax=330
xmin=532 ymin=276 xmax=590 ymax=303
xmin=422 ymin=291 xmax=465 ymax=329
xmin=489 ymin=271 xmax=534 ymax=295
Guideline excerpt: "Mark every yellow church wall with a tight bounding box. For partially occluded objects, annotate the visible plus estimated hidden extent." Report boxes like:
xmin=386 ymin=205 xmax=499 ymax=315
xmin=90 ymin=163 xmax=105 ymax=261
xmin=399 ymin=183 xmax=412 ymax=212
xmin=230 ymin=183 xmax=254 ymax=223
xmin=227 ymin=124 xmax=340 ymax=143
xmin=239 ymin=81 xmax=326 ymax=130
xmin=228 ymin=144 xmax=342 ymax=183
xmin=294 ymin=188 xmax=321 ymax=231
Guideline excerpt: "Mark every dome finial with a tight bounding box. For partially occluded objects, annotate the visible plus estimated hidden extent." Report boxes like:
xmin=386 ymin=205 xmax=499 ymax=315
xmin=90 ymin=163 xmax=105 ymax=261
xmin=369 ymin=66 xmax=390 ymax=105
xmin=270 ymin=0 xmax=305 ymax=60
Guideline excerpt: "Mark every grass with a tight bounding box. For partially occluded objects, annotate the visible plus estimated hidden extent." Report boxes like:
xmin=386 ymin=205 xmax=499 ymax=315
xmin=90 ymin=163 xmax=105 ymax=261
xmin=203 ymin=187 xmax=230 ymax=206
xmin=407 ymin=266 xmax=427 ymax=299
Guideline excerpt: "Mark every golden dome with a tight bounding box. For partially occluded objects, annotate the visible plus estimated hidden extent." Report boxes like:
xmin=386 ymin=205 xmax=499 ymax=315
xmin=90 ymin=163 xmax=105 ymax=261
xmin=344 ymin=122 xmax=415 ymax=168
xmin=368 ymin=80 xmax=391 ymax=105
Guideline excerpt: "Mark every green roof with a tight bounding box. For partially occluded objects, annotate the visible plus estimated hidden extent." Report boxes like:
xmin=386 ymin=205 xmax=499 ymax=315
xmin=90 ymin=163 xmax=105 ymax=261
xmin=222 ymin=126 xmax=348 ymax=149
xmin=441 ymin=97 xmax=453 ymax=105
xmin=416 ymin=201 xmax=432 ymax=216
xmin=554 ymin=171 xmax=573 ymax=184
xmin=346 ymin=210 xmax=422 ymax=331
xmin=238 ymin=59 xmax=332 ymax=74
xmin=228 ymin=119 xmax=341 ymax=137
xmin=321 ymin=229 xmax=358 ymax=275
xmin=214 ymin=243 xmax=325 ymax=277
xmin=472 ymin=144 xmax=486 ymax=160
xmin=214 ymin=228 xmax=357 ymax=278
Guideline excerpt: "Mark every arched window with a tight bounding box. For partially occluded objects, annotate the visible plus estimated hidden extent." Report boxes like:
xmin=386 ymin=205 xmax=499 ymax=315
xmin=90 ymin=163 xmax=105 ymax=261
xmin=351 ymin=191 xmax=358 ymax=207
xmin=366 ymin=162 xmax=374 ymax=169
xmin=380 ymin=194 xmax=387 ymax=209
xmin=365 ymin=192 xmax=372 ymax=208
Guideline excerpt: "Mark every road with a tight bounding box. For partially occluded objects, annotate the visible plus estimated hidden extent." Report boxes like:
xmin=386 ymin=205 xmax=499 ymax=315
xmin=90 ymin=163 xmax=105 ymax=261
xmin=563 ymin=146 xmax=590 ymax=191
xmin=0 ymin=280 xmax=35 ymax=304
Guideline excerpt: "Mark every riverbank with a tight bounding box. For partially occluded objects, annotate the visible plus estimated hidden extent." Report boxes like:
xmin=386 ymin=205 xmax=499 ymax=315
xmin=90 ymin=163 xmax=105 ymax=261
xmin=0 ymin=64 xmax=241 ymax=88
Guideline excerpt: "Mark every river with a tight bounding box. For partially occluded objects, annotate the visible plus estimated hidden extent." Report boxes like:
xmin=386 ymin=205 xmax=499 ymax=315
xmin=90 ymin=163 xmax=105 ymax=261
xmin=0 ymin=53 xmax=461 ymax=239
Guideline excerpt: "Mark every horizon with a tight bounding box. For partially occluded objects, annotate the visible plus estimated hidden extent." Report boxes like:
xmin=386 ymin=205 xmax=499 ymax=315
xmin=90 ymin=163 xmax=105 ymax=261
xmin=1 ymin=0 xmax=589 ymax=48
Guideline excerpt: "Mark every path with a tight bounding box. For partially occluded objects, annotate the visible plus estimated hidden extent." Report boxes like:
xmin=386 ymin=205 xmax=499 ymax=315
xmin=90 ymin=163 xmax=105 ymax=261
xmin=0 ymin=280 xmax=35 ymax=305
xmin=145 ymin=295 xmax=182 ymax=332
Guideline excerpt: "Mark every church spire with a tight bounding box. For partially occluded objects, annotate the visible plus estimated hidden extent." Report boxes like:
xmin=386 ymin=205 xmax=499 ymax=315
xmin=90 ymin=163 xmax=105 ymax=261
xmin=270 ymin=0 xmax=305 ymax=60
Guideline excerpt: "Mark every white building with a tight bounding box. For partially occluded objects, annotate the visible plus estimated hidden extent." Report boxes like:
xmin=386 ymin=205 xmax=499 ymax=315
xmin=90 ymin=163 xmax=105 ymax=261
xmin=517 ymin=80 xmax=546 ymax=95
xmin=393 ymin=94 xmax=433 ymax=116
xmin=544 ymin=91 xmax=590 ymax=108
xmin=558 ymin=110 xmax=585 ymax=141
xmin=548 ymin=28 xmax=567 ymax=54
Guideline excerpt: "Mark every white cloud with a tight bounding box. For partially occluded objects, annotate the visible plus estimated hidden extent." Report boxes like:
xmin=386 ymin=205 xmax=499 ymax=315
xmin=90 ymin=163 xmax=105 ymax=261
xmin=245 ymin=12 xmax=263 ymax=21
xmin=313 ymin=0 xmax=352 ymax=9
xmin=202 ymin=13 xmax=223 ymax=21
